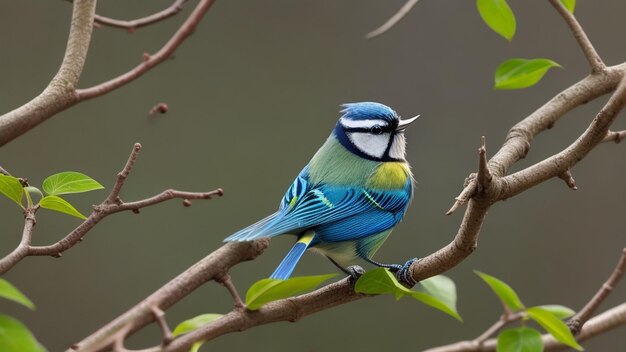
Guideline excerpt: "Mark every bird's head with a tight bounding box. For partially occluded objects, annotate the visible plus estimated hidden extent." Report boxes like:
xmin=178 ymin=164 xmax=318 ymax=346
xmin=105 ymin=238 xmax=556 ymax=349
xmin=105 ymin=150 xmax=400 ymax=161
xmin=333 ymin=102 xmax=418 ymax=162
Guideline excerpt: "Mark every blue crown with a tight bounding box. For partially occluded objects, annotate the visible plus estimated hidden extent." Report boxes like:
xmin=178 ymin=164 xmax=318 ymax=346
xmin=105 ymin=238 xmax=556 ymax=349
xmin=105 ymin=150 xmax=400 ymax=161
xmin=340 ymin=102 xmax=398 ymax=122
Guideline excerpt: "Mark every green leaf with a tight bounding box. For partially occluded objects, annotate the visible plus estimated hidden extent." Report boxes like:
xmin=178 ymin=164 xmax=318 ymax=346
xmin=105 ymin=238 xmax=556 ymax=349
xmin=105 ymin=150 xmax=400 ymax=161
xmin=172 ymin=313 xmax=222 ymax=351
xmin=0 ymin=174 xmax=23 ymax=208
xmin=246 ymin=274 xmax=337 ymax=310
xmin=475 ymin=271 xmax=525 ymax=312
xmin=560 ymin=0 xmax=575 ymax=13
xmin=0 ymin=315 xmax=47 ymax=352
xmin=476 ymin=0 xmax=516 ymax=41
xmin=420 ymin=275 xmax=459 ymax=316
xmin=39 ymin=195 xmax=87 ymax=220
xmin=497 ymin=327 xmax=543 ymax=352
xmin=0 ymin=279 xmax=35 ymax=310
xmin=172 ymin=314 xmax=223 ymax=337
xmin=42 ymin=172 xmax=104 ymax=196
xmin=495 ymin=58 xmax=562 ymax=90
xmin=527 ymin=306 xmax=583 ymax=351
xmin=536 ymin=305 xmax=576 ymax=319
xmin=356 ymin=268 xmax=462 ymax=321
xmin=410 ymin=291 xmax=463 ymax=322
xmin=355 ymin=268 xmax=407 ymax=296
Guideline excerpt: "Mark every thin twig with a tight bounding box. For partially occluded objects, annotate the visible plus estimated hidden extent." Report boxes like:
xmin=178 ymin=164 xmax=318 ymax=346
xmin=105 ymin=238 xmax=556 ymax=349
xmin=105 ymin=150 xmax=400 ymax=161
xmin=217 ymin=274 xmax=245 ymax=310
xmin=0 ymin=165 xmax=11 ymax=176
xmin=558 ymin=169 xmax=578 ymax=190
xmin=76 ymin=0 xmax=217 ymax=100
xmin=602 ymin=129 xmax=626 ymax=143
xmin=0 ymin=144 xmax=223 ymax=275
xmin=446 ymin=179 xmax=477 ymax=215
xmin=548 ymin=0 xmax=605 ymax=73
xmin=568 ymin=248 xmax=626 ymax=335
xmin=106 ymin=143 xmax=142 ymax=204
xmin=94 ymin=0 xmax=189 ymax=31
xmin=477 ymin=136 xmax=492 ymax=192
xmin=150 ymin=306 xmax=173 ymax=345
xmin=365 ymin=0 xmax=420 ymax=39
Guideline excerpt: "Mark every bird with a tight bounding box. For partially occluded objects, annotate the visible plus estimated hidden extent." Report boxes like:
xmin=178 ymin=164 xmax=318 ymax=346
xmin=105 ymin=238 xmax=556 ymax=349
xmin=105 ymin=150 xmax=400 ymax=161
xmin=224 ymin=102 xmax=418 ymax=284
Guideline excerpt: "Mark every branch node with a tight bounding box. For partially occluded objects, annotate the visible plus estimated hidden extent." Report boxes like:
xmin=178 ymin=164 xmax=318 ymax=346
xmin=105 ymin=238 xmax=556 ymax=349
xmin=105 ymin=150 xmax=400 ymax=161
xmin=603 ymin=129 xmax=626 ymax=144
xmin=558 ymin=169 xmax=578 ymax=190
xmin=132 ymin=208 xmax=140 ymax=214
xmin=477 ymin=136 xmax=493 ymax=192
xmin=217 ymin=273 xmax=245 ymax=309
xmin=142 ymin=52 xmax=151 ymax=62
xmin=183 ymin=199 xmax=192 ymax=207
xmin=446 ymin=176 xmax=477 ymax=215
xmin=150 ymin=305 xmax=173 ymax=345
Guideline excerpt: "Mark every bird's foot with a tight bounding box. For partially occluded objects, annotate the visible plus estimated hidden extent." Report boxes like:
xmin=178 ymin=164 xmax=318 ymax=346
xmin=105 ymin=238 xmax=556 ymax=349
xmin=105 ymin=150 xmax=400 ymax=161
xmin=394 ymin=258 xmax=417 ymax=287
xmin=347 ymin=265 xmax=365 ymax=285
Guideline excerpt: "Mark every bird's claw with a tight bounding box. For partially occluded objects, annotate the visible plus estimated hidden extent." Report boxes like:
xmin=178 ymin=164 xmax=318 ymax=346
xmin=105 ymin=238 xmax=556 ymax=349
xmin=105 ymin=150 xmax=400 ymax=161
xmin=395 ymin=258 xmax=417 ymax=287
xmin=347 ymin=265 xmax=365 ymax=285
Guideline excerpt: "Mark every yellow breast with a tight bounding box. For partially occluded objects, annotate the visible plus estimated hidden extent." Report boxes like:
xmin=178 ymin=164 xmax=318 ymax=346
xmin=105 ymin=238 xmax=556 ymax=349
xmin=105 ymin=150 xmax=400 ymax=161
xmin=367 ymin=162 xmax=411 ymax=189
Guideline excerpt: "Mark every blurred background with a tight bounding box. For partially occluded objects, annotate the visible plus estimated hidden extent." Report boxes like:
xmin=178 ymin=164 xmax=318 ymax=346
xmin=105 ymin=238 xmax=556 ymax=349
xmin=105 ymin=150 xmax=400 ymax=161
xmin=1 ymin=0 xmax=625 ymax=350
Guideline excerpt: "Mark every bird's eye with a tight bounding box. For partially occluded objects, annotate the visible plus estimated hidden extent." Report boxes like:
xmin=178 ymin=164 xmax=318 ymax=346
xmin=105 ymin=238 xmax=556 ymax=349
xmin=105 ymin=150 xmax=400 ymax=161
xmin=370 ymin=125 xmax=383 ymax=135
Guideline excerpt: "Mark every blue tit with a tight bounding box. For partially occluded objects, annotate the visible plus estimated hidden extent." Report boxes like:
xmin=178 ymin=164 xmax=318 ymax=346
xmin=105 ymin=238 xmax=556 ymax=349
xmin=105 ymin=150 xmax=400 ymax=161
xmin=225 ymin=102 xmax=418 ymax=283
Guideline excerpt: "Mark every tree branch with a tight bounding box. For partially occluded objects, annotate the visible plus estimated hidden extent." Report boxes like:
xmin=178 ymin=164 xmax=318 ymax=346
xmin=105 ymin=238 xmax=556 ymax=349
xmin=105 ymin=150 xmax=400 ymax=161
xmin=70 ymin=64 xmax=626 ymax=348
xmin=0 ymin=0 xmax=96 ymax=146
xmin=365 ymin=0 xmax=420 ymax=39
xmin=94 ymin=0 xmax=189 ymax=31
xmin=548 ymin=0 xmax=606 ymax=73
xmin=424 ymin=303 xmax=626 ymax=352
xmin=68 ymin=240 xmax=269 ymax=352
xmin=568 ymin=248 xmax=626 ymax=335
xmin=0 ymin=144 xmax=223 ymax=275
xmin=447 ymin=64 xmax=625 ymax=215
xmin=75 ymin=0 xmax=216 ymax=100
xmin=0 ymin=0 xmax=217 ymax=146
xmin=498 ymin=75 xmax=626 ymax=199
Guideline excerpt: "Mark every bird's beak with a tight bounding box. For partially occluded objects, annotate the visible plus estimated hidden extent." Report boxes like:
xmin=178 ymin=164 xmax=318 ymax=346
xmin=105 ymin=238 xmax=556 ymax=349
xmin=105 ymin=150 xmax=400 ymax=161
xmin=396 ymin=115 xmax=420 ymax=132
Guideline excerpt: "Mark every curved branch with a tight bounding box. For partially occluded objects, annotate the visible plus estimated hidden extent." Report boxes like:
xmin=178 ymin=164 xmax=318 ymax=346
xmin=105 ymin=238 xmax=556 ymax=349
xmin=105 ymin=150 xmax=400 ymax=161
xmin=75 ymin=0 xmax=216 ymax=100
xmin=0 ymin=0 xmax=96 ymax=146
xmin=94 ymin=0 xmax=189 ymax=31
xmin=365 ymin=0 xmax=420 ymax=39
xmin=448 ymin=64 xmax=625 ymax=212
xmin=498 ymin=75 xmax=626 ymax=199
xmin=548 ymin=0 xmax=605 ymax=73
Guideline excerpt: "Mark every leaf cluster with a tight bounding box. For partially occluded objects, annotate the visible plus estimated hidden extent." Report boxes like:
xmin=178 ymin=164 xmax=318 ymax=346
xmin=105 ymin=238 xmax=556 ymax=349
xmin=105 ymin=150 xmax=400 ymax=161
xmin=476 ymin=271 xmax=582 ymax=352
xmin=0 ymin=171 xmax=103 ymax=219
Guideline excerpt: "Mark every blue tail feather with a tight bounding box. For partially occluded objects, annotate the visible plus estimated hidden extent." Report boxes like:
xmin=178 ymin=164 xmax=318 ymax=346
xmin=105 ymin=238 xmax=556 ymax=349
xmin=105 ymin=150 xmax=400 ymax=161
xmin=269 ymin=232 xmax=315 ymax=279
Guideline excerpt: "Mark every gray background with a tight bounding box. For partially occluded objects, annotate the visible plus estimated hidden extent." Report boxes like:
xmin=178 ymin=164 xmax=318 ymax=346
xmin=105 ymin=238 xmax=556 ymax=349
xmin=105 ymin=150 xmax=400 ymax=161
xmin=1 ymin=0 xmax=625 ymax=351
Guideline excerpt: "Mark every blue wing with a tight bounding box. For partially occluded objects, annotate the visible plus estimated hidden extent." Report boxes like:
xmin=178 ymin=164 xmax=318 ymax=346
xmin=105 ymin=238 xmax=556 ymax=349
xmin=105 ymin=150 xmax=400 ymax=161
xmin=224 ymin=167 xmax=412 ymax=242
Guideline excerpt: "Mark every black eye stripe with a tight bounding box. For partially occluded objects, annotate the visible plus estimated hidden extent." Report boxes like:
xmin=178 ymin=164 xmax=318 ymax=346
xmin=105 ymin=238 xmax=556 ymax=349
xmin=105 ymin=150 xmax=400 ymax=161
xmin=345 ymin=125 xmax=393 ymax=133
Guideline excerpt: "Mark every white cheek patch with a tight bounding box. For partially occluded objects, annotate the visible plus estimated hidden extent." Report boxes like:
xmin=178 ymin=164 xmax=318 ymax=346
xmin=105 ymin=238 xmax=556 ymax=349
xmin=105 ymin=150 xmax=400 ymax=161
xmin=388 ymin=134 xmax=407 ymax=160
xmin=347 ymin=132 xmax=390 ymax=158
xmin=340 ymin=118 xmax=387 ymax=129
